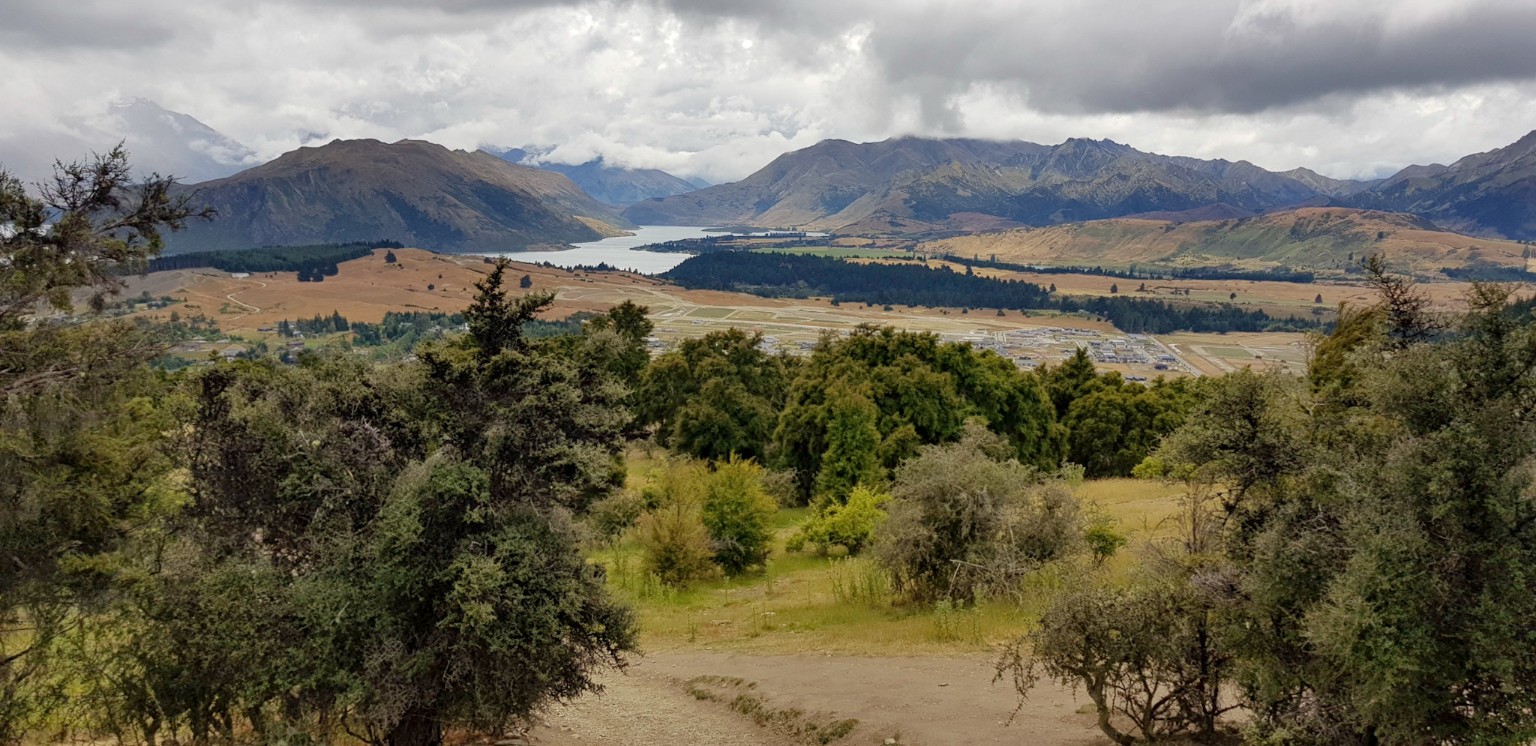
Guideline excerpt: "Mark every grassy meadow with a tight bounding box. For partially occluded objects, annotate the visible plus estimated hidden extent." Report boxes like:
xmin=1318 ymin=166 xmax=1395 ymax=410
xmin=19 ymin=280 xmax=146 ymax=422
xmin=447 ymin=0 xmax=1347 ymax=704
xmin=591 ymin=453 xmax=1188 ymax=655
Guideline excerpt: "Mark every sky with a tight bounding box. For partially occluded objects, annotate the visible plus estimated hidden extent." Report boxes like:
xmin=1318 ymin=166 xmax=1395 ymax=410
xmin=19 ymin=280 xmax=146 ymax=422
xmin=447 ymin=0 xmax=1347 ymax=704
xmin=2 ymin=0 xmax=1535 ymax=184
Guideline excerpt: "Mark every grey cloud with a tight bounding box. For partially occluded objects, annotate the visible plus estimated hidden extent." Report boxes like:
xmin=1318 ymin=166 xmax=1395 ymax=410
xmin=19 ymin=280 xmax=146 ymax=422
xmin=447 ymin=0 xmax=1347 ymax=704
xmin=0 ymin=0 xmax=180 ymax=50
xmin=854 ymin=1 xmax=1536 ymax=121
xmin=1 ymin=0 xmax=1534 ymax=185
xmin=627 ymin=0 xmax=1536 ymax=120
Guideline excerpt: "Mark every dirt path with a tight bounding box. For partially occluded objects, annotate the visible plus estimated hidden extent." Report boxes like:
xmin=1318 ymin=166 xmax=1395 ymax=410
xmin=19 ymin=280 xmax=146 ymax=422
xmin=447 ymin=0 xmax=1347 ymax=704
xmin=530 ymin=651 xmax=1107 ymax=746
xmin=531 ymin=656 xmax=796 ymax=746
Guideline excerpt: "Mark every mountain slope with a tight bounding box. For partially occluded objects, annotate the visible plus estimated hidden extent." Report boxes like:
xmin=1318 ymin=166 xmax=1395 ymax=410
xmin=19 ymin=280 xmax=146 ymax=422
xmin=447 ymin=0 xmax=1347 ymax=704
xmin=0 ymin=98 xmax=256 ymax=185
xmin=1348 ymin=130 xmax=1536 ymax=239
xmin=922 ymin=207 xmax=1527 ymax=276
xmin=622 ymin=136 xmax=1372 ymax=231
xmin=167 ymin=139 xmax=631 ymax=252
xmin=488 ymin=149 xmax=698 ymax=207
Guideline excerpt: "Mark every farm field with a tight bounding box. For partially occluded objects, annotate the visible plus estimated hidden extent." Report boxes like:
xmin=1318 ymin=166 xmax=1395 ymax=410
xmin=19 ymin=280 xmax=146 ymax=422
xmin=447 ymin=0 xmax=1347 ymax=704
xmin=120 ymin=247 xmax=1320 ymax=377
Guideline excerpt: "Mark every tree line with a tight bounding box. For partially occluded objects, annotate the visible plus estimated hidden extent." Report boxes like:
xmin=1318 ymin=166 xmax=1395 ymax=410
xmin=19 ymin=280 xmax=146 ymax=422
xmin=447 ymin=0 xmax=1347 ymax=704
xmin=942 ymin=253 xmax=1317 ymax=283
xmin=663 ymin=251 xmax=1320 ymax=334
xmin=145 ymin=241 xmax=400 ymax=274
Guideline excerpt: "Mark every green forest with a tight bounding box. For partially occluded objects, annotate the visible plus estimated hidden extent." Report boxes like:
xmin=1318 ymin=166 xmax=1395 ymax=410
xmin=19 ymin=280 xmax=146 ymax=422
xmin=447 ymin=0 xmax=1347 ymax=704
xmin=8 ymin=151 xmax=1536 ymax=746
xmin=662 ymin=252 xmax=1321 ymax=333
xmin=145 ymin=242 xmax=402 ymax=275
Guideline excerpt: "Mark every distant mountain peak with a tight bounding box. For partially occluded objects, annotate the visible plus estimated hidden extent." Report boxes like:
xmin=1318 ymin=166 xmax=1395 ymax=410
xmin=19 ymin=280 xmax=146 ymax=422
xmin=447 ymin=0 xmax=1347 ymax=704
xmin=483 ymin=147 xmax=698 ymax=207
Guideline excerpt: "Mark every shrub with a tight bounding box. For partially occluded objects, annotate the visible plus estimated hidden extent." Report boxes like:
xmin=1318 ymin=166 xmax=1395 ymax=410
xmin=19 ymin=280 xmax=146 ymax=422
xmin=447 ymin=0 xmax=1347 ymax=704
xmin=786 ymin=485 xmax=891 ymax=555
xmin=996 ymin=574 xmax=1233 ymax=744
xmin=873 ymin=425 xmax=1082 ymax=604
xmin=1083 ymin=514 xmax=1127 ymax=567
xmin=634 ymin=501 xmax=717 ymax=587
xmin=634 ymin=460 xmax=718 ymax=586
xmin=700 ymin=457 xmax=777 ymax=575
xmin=584 ymin=490 xmax=646 ymax=544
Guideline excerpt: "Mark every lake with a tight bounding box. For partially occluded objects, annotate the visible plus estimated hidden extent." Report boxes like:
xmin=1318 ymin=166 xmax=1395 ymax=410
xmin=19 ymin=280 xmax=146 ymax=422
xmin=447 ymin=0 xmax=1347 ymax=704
xmin=484 ymin=226 xmax=716 ymax=275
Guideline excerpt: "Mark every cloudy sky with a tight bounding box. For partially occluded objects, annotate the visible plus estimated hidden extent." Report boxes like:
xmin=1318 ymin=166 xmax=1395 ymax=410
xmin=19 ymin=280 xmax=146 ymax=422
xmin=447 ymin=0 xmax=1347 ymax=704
xmin=3 ymin=0 xmax=1535 ymax=183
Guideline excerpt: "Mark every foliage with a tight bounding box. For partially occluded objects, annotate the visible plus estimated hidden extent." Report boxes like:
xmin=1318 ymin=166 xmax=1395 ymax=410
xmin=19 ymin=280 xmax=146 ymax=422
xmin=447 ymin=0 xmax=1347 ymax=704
xmin=146 ymin=241 xmax=398 ymax=274
xmin=633 ymin=463 xmax=719 ymax=587
xmin=812 ymin=384 xmax=885 ymax=503
xmin=49 ymin=260 xmax=643 ymax=746
xmin=420 ymin=260 xmax=634 ymax=510
xmin=699 ymin=457 xmax=778 ymax=575
xmin=637 ymin=328 xmax=791 ymax=462
xmin=997 ymin=573 xmax=1233 ymax=744
xmin=0 ymin=147 xmax=206 ymax=741
xmin=663 ymin=252 xmax=1319 ymax=333
xmin=787 ymin=485 xmax=892 ymax=555
xmin=583 ymin=489 xmax=647 ymax=544
xmin=1082 ymin=514 xmax=1127 ymax=566
xmin=872 ymin=425 xmax=1082 ymax=604
xmin=1145 ymin=275 xmax=1536 ymax=744
xmin=774 ymin=326 xmax=1060 ymax=502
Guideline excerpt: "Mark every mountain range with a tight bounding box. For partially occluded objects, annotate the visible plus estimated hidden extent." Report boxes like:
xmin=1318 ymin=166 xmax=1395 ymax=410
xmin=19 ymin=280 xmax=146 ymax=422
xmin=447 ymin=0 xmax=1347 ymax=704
xmin=624 ymin=133 xmax=1536 ymax=240
xmin=165 ymin=139 xmax=632 ymax=252
xmin=487 ymin=148 xmax=702 ymax=207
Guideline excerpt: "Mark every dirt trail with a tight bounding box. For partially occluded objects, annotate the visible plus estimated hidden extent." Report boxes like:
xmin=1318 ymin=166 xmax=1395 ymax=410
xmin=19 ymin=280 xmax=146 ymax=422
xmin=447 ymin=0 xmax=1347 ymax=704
xmin=531 ymin=651 xmax=1107 ymax=746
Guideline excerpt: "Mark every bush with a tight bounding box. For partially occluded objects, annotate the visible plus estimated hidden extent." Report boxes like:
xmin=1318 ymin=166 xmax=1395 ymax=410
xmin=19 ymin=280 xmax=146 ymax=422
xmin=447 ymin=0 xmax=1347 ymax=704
xmin=786 ymin=484 xmax=890 ymax=555
xmin=634 ymin=501 xmax=717 ymax=587
xmin=584 ymin=490 xmax=646 ymax=544
xmin=996 ymin=574 xmax=1233 ymax=744
xmin=873 ymin=425 xmax=1082 ymax=604
xmin=700 ymin=457 xmax=777 ymax=575
xmin=634 ymin=460 xmax=718 ymax=586
xmin=1083 ymin=513 xmax=1127 ymax=566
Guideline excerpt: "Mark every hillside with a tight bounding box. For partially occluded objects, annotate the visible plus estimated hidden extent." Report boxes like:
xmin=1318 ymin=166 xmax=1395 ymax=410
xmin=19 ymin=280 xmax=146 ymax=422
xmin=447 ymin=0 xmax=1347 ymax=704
xmin=1348 ymin=130 xmax=1536 ymax=240
xmin=921 ymin=207 xmax=1528 ymax=275
xmin=622 ymin=136 xmax=1366 ymax=231
xmin=489 ymin=149 xmax=699 ymax=206
xmin=166 ymin=139 xmax=632 ymax=252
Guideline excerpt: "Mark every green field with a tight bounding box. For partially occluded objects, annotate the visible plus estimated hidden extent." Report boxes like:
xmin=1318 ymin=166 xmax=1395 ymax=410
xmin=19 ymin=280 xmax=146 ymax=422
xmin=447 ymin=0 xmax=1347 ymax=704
xmin=687 ymin=307 xmax=737 ymax=319
xmin=1204 ymin=346 xmax=1255 ymax=359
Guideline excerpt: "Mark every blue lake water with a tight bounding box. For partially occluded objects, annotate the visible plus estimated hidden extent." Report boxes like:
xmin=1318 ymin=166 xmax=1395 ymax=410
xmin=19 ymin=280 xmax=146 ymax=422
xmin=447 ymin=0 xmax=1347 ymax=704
xmin=484 ymin=226 xmax=716 ymax=275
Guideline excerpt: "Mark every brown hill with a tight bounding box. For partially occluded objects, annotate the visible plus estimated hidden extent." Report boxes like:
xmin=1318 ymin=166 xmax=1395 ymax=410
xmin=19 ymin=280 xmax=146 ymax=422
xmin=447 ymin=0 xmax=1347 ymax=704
xmin=922 ymin=207 xmax=1528 ymax=276
xmin=167 ymin=139 xmax=632 ymax=252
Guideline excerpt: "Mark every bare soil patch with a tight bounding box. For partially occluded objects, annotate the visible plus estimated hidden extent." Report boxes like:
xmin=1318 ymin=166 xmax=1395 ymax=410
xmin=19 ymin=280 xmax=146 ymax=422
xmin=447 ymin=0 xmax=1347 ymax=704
xmin=531 ymin=651 xmax=1107 ymax=746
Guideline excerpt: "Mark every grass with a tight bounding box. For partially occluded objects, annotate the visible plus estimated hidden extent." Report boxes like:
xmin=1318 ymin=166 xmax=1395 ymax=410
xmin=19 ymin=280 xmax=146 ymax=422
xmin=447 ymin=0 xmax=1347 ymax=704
xmin=595 ymin=469 xmax=1187 ymax=655
xmin=1203 ymin=346 xmax=1255 ymax=359
xmin=688 ymin=307 xmax=737 ymax=319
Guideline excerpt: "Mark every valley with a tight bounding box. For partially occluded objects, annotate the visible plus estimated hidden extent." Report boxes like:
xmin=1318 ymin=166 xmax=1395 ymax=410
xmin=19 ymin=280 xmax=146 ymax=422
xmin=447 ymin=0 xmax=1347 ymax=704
xmin=118 ymin=246 xmax=1412 ymax=379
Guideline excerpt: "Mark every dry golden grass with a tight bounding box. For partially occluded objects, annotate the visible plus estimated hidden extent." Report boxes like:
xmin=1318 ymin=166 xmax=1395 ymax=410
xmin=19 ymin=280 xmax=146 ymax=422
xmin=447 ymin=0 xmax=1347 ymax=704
xmin=924 ymin=207 xmax=1528 ymax=277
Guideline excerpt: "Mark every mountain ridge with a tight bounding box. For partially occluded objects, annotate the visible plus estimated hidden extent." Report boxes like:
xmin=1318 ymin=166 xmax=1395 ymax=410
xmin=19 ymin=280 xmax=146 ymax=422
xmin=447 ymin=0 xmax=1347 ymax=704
xmin=623 ymin=135 xmax=1372 ymax=232
xmin=624 ymin=132 xmax=1536 ymax=239
xmin=166 ymin=138 xmax=632 ymax=253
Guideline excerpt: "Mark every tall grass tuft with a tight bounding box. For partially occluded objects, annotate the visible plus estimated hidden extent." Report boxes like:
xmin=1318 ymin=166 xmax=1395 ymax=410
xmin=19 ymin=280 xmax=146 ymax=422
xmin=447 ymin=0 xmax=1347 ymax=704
xmin=827 ymin=558 xmax=891 ymax=606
